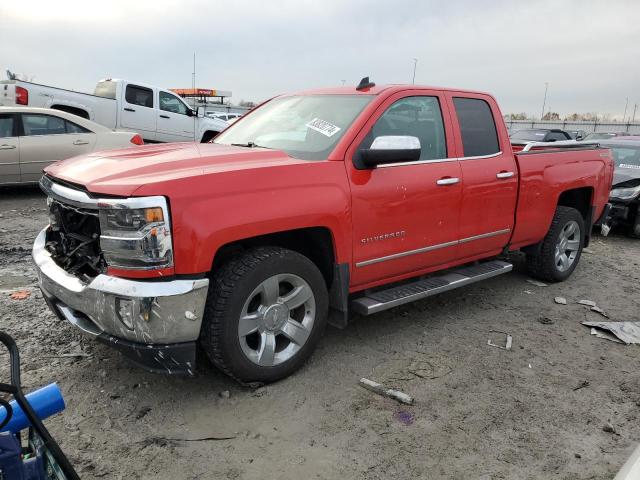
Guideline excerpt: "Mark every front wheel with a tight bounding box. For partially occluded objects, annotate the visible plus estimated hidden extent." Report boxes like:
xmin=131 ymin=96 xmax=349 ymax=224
xmin=200 ymin=247 xmax=328 ymax=383
xmin=526 ymin=206 xmax=585 ymax=282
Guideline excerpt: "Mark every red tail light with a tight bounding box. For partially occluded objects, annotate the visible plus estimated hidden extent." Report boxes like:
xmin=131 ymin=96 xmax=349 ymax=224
xmin=130 ymin=134 xmax=144 ymax=145
xmin=15 ymin=86 xmax=28 ymax=105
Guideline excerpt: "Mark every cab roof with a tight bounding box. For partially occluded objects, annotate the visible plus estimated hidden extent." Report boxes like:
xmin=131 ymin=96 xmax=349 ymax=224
xmin=286 ymin=84 xmax=492 ymax=97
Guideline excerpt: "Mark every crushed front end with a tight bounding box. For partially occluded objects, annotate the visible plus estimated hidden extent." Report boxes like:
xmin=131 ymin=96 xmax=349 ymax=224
xmin=34 ymin=176 xmax=209 ymax=374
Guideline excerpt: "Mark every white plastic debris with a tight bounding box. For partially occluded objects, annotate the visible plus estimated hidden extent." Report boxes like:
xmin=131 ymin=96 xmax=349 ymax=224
xmin=554 ymin=297 xmax=567 ymax=305
xmin=590 ymin=306 xmax=609 ymax=318
xmin=487 ymin=331 xmax=513 ymax=350
xmin=578 ymin=299 xmax=597 ymax=307
xmin=590 ymin=327 xmax=623 ymax=344
xmin=358 ymin=378 xmax=414 ymax=405
xmin=583 ymin=321 xmax=640 ymax=344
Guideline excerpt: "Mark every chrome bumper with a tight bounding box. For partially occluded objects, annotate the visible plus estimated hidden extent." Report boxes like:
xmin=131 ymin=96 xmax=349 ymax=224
xmin=33 ymin=228 xmax=209 ymax=345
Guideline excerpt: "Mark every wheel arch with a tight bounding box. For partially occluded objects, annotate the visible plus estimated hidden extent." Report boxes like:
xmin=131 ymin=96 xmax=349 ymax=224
xmin=556 ymin=186 xmax=594 ymax=246
xmin=200 ymin=130 xmax=220 ymax=143
xmin=210 ymin=226 xmax=350 ymax=329
xmin=211 ymin=227 xmax=338 ymax=288
xmin=50 ymin=104 xmax=90 ymax=120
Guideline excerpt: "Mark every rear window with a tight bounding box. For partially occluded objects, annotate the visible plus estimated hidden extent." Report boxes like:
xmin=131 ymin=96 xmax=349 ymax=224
xmin=510 ymin=130 xmax=548 ymax=141
xmin=453 ymin=97 xmax=500 ymax=157
xmin=94 ymin=81 xmax=117 ymax=99
xmin=125 ymin=85 xmax=154 ymax=108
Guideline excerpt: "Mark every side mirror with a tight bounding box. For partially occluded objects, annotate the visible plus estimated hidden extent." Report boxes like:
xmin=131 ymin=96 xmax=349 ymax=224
xmin=187 ymin=108 xmax=194 ymax=117
xmin=360 ymin=136 xmax=421 ymax=167
xmin=195 ymin=106 xmax=205 ymax=118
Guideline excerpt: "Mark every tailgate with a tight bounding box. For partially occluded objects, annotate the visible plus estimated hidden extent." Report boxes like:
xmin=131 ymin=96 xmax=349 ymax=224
xmin=0 ymin=81 xmax=17 ymax=106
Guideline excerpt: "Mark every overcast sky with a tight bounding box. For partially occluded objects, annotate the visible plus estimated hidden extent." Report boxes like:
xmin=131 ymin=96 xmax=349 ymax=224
xmin=1 ymin=0 xmax=638 ymax=118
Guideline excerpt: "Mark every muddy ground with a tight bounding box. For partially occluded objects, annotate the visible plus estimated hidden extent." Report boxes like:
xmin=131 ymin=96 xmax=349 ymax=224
xmin=1 ymin=186 xmax=639 ymax=480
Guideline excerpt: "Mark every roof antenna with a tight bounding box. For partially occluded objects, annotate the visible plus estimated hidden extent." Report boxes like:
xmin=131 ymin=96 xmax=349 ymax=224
xmin=356 ymin=76 xmax=375 ymax=91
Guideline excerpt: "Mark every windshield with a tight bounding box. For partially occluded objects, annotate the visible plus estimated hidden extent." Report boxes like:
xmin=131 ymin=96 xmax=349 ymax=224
xmin=214 ymin=95 xmax=373 ymax=160
xmin=584 ymin=132 xmax=621 ymax=140
xmin=509 ymin=129 xmax=548 ymax=141
xmin=609 ymin=146 xmax=640 ymax=168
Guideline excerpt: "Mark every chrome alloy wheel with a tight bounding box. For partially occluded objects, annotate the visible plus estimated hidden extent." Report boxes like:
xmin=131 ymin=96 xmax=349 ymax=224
xmin=554 ymin=220 xmax=581 ymax=272
xmin=238 ymin=273 xmax=316 ymax=367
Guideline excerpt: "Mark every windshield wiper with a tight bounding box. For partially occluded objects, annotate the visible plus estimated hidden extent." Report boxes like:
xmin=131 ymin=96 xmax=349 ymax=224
xmin=231 ymin=142 xmax=268 ymax=149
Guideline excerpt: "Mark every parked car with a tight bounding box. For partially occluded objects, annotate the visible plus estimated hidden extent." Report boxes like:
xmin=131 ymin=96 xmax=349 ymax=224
xmin=0 ymin=78 xmax=228 ymax=143
xmin=510 ymin=128 xmax=573 ymax=144
xmin=582 ymin=131 xmax=631 ymax=141
xmin=0 ymin=107 xmax=143 ymax=185
xmin=33 ymin=81 xmax=613 ymax=383
xmin=567 ymin=129 xmax=587 ymax=141
xmin=598 ymin=138 xmax=640 ymax=236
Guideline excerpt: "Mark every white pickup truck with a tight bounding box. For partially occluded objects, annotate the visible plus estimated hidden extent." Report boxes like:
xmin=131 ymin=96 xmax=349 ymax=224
xmin=0 ymin=78 xmax=228 ymax=143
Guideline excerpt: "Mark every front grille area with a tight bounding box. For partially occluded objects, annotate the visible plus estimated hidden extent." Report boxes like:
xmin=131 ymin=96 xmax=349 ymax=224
xmin=45 ymin=198 xmax=106 ymax=282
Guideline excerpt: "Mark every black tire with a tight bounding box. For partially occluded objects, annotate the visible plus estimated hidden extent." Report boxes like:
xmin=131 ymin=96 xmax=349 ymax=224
xmin=526 ymin=206 xmax=585 ymax=282
xmin=200 ymin=246 xmax=328 ymax=384
xmin=627 ymin=208 xmax=640 ymax=238
xmin=201 ymin=131 xmax=218 ymax=143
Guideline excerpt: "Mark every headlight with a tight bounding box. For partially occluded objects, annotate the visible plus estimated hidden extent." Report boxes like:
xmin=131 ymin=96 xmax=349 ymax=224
xmin=610 ymin=185 xmax=640 ymax=201
xmin=98 ymin=196 xmax=173 ymax=270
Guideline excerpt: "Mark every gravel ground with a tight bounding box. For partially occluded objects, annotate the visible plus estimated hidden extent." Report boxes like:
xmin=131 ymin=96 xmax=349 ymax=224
xmin=1 ymin=186 xmax=639 ymax=480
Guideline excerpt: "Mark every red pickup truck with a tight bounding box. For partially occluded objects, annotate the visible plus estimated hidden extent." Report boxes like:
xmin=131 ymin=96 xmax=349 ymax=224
xmin=33 ymin=80 xmax=613 ymax=383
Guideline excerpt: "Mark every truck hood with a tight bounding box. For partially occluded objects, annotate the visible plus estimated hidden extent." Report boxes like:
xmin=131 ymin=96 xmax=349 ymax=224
xmin=44 ymin=142 xmax=307 ymax=196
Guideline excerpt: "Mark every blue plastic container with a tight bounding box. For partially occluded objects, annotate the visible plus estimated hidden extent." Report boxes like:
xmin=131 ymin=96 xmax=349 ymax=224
xmin=0 ymin=383 xmax=65 ymax=433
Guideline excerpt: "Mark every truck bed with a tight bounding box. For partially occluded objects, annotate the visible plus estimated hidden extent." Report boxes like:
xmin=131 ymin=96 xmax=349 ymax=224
xmin=0 ymin=80 xmax=118 ymax=128
xmin=510 ymin=144 xmax=613 ymax=249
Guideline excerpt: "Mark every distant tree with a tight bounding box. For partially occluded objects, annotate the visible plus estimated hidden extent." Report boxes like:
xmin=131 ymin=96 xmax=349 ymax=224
xmin=506 ymin=112 xmax=529 ymax=120
xmin=542 ymin=112 xmax=560 ymax=121
xmin=238 ymin=100 xmax=256 ymax=108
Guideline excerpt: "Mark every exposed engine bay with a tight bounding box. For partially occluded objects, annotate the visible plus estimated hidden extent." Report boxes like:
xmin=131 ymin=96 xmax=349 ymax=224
xmin=45 ymin=198 xmax=106 ymax=282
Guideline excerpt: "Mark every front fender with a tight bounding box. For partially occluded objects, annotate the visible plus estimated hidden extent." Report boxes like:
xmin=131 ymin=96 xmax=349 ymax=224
xmin=143 ymin=160 xmax=352 ymax=274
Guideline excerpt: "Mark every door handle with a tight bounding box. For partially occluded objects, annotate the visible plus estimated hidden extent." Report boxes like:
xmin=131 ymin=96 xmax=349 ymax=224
xmin=496 ymin=171 xmax=515 ymax=179
xmin=73 ymin=140 xmax=89 ymax=146
xmin=0 ymin=144 xmax=16 ymax=150
xmin=436 ymin=177 xmax=460 ymax=186
xmin=159 ymin=114 xmax=170 ymax=119
xmin=124 ymin=107 xmax=135 ymax=112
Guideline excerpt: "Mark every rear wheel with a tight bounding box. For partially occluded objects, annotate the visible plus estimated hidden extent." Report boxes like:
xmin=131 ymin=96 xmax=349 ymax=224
xmin=200 ymin=247 xmax=328 ymax=383
xmin=526 ymin=206 xmax=585 ymax=282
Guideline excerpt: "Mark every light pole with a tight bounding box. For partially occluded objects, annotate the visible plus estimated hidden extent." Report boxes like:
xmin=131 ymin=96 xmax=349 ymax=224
xmin=540 ymin=82 xmax=548 ymax=120
xmin=632 ymin=104 xmax=638 ymax=124
xmin=623 ymin=97 xmax=629 ymax=123
xmin=412 ymin=58 xmax=418 ymax=85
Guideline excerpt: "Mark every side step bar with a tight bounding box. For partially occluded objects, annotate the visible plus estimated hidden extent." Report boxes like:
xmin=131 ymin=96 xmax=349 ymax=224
xmin=351 ymin=260 xmax=513 ymax=315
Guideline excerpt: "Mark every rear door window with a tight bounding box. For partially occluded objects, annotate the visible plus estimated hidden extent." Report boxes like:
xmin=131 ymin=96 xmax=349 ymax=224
xmin=453 ymin=97 xmax=500 ymax=157
xmin=65 ymin=120 xmax=91 ymax=134
xmin=22 ymin=114 xmax=66 ymax=136
xmin=0 ymin=115 xmax=15 ymax=137
xmin=125 ymin=85 xmax=154 ymax=108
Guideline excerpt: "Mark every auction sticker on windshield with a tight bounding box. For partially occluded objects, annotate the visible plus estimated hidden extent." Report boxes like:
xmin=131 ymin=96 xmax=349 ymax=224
xmin=306 ymin=118 xmax=341 ymax=137
xmin=620 ymin=164 xmax=640 ymax=169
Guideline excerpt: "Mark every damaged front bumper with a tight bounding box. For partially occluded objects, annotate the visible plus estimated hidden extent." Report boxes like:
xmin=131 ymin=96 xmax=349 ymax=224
xmin=33 ymin=228 xmax=209 ymax=374
xmin=596 ymin=200 xmax=640 ymax=236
